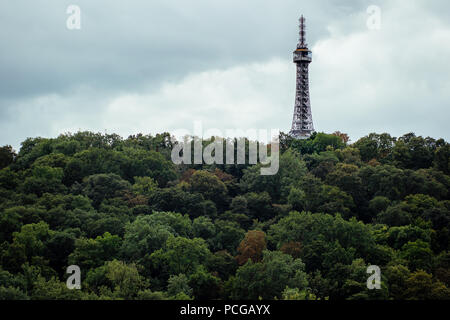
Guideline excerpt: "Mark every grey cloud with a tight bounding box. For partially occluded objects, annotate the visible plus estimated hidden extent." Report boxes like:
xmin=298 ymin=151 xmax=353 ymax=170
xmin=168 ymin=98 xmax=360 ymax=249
xmin=0 ymin=0 xmax=364 ymax=99
xmin=0 ymin=0 xmax=449 ymax=150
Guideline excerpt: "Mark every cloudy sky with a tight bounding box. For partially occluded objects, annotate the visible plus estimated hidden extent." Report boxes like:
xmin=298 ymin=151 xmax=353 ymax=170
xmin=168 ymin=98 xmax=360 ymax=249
xmin=1 ymin=0 xmax=449 ymax=150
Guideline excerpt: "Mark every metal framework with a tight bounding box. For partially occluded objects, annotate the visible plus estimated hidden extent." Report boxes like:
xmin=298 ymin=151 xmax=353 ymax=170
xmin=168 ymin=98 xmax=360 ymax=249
xmin=289 ymin=15 xmax=314 ymax=139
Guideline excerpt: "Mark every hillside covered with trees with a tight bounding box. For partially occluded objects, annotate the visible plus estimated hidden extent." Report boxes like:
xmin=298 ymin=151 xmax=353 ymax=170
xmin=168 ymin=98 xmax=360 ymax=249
xmin=0 ymin=131 xmax=449 ymax=300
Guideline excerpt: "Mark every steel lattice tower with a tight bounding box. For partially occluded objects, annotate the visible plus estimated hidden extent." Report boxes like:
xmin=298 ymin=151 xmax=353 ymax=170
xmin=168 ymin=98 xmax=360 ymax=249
xmin=289 ymin=15 xmax=314 ymax=139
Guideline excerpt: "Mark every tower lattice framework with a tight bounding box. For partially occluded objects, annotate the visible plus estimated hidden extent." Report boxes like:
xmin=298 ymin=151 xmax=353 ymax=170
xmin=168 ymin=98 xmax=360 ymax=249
xmin=289 ymin=15 xmax=314 ymax=139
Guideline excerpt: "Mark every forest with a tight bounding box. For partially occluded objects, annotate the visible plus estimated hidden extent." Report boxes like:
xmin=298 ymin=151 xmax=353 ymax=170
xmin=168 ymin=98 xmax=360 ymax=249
xmin=0 ymin=130 xmax=449 ymax=300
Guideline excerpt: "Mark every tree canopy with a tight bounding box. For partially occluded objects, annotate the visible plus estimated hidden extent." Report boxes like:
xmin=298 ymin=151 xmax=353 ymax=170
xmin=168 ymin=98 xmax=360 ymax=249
xmin=0 ymin=130 xmax=449 ymax=300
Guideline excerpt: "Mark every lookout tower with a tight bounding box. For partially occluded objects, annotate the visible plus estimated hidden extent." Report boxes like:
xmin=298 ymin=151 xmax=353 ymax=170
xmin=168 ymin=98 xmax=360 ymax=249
xmin=289 ymin=15 xmax=314 ymax=139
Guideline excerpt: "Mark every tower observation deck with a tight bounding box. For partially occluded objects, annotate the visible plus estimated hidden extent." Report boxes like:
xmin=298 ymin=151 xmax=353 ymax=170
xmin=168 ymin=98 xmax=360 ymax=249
xmin=289 ymin=15 xmax=314 ymax=139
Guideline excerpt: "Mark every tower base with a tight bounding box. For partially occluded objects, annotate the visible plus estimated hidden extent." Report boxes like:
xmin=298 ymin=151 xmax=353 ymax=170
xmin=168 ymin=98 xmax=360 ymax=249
xmin=289 ymin=130 xmax=313 ymax=140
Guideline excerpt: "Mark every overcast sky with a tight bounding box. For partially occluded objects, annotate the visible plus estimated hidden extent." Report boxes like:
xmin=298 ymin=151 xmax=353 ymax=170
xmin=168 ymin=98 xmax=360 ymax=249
xmin=1 ymin=0 xmax=449 ymax=150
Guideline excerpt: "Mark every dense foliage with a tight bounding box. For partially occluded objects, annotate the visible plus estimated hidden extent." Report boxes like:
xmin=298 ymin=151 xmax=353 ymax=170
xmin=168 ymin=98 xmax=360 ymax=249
xmin=0 ymin=131 xmax=449 ymax=300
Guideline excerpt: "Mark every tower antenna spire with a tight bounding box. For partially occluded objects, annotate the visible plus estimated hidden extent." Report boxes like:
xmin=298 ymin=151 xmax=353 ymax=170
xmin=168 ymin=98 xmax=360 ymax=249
xmin=298 ymin=15 xmax=307 ymax=48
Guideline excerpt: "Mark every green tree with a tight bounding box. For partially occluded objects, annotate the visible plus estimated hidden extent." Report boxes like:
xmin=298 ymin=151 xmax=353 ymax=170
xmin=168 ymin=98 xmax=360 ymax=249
xmin=149 ymin=236 xmax=211 ymax=277
xmin=282 ymin=287 xmax=318 ymax=300
xmin=239 ymin=150 xmax=307 ymax=201
xmin=311 ymin=133 xmax=345 ymax=153
xmin=45 ymin=230 xmax=76 ymax=274
xmin=244 ymin=192 xmax=274 ymax=220
xmin=104 ymin=259 xmax=146 ymax=299
xmin=400 ymin=240 xmax=433 ymax=272
xmin=120 ymin=213 xmax=190 ymax=261
xmin=433 ymin=143 xmax=450 ymax=174
xmin=188 ymin=267 xmax=221 ymax=300
xmin=205 ymin=250 xmax=238 ymax=280
xmin=385 ymin=264 xmax=410 ymax=299
xmin=353 ymin=133 xmax=395 ymax=162
xmin=0 ymin=145 xmax=16 ymax=169
xmin=31 ymin=276 xmax=88 ymax=300
xmin=189 ymin=170 xmax=228 ymax=208
xmin=392 ymin=133 xmax=435 ymax=170
xmin=0 ymin=167 xmax=19 ymax=190
xmin=404 ymin=270 xmax=450 ymax=300
xmin=0 ymin=286 xmax=29 ymax=300
xmin=211 ymin=220 xmax=245 ymax=255
xmin=81 ymin=173 xmax=131 ymax=208
xmin=268 ymin=211 xmax=375 ymax=262
xmin=167 ymin=273 xmax=193 ymax=298
xmin=369 ymin=196 xmax=391 ymax=217
xmin=132 ymin=176 xmax=158 ymax=196
xmin=68 ymin=232 xmax=122 ymax=270
xmin=0 ymin=207 xmax=23 ymax=243
xmin=192 ymin=216 xmax=216 ymax=247
xmin=1 ymin=222 xmax=52 ymax=272
xmin=229 ymin=250 xmax=308 ymax=299
xmin=23 ymin=166 xmax=66 ymax=196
